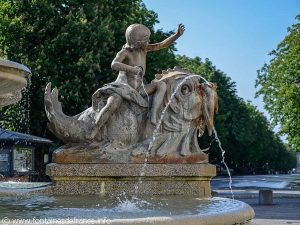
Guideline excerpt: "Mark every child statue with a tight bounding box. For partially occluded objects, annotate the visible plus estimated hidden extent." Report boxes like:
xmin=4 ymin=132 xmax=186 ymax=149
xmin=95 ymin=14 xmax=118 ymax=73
xmin=93 ymin=23 xmax=185 ymax=132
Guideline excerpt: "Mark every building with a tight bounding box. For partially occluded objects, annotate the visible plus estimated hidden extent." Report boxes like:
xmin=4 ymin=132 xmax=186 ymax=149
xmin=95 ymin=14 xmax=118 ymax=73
xmin=0 ymin=128 xmax=52 ymax=181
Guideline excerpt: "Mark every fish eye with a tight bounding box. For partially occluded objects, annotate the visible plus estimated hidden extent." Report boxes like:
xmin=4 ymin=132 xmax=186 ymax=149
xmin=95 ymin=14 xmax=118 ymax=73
xmin=181 ymin=84 xmax=191 ymax=95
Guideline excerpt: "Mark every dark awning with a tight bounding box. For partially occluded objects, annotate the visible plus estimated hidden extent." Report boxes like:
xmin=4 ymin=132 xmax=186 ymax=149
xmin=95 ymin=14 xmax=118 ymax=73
xmin=0 ymin=128 xmax=53 ymax=145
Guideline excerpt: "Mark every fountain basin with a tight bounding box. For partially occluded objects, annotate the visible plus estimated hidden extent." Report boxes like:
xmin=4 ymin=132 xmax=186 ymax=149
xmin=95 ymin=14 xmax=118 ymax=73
xmin=0 ymin=194 xmax=254 ymax=225
xmin=0 ymin=59 xmax=31 ymax=106
xmin=0 ymin=181 xmax=51 ymax=189
xmin=0 ymin=163 xmax=254 ymax=224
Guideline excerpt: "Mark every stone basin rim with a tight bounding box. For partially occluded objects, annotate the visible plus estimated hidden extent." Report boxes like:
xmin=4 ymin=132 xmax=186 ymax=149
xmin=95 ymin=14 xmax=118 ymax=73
xmin=0 ymin=59 xmax=31 ymax=74
xmin=0 ymin=197 xmax=254 ymax=225
xmin=0 ymin=59 xmax=31 ymax=97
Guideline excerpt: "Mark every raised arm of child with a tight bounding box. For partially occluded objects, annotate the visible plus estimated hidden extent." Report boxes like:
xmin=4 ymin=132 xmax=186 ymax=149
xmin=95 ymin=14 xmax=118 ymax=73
xmin=147 ymin=24 xmax=185 ymax=52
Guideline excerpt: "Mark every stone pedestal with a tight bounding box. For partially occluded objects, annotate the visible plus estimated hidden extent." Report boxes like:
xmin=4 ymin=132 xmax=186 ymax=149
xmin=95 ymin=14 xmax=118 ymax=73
xmin=46 ymin=163 xmax=216 ymax=196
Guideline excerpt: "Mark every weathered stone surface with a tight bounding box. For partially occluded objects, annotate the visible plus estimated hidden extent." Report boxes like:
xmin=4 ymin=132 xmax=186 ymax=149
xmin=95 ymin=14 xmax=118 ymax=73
xmin=44 ymin=24 xmax=217 ymax=164
xmin=45 ymin=70 xmax=217 ymax=163
xmin=52 ymin=143 xmax=208 ymax=164
xmin=47 ymin=163 xmax=215 ymax=176
xmin=46 ymin=163 xmax=216 ymax=196
xmin=0 ymin=59 xmax=31 ymax=107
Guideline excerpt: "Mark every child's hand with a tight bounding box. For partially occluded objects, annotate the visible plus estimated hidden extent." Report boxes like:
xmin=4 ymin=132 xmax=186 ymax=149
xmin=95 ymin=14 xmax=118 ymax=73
xmin=133 ymin=66 xmax=143 ymax=76
xmin=176 ymin=24 xmax=185 ymax=37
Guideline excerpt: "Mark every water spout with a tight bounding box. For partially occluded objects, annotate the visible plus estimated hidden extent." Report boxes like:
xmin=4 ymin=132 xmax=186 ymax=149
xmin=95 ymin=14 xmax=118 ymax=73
xmin=213 ymin=127 xmax=234 ymax=200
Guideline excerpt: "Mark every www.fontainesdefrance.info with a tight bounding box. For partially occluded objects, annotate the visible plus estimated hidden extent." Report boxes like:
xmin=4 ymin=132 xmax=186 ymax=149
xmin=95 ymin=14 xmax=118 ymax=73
xmin=1 ymin=217 xmax=112 ymax=224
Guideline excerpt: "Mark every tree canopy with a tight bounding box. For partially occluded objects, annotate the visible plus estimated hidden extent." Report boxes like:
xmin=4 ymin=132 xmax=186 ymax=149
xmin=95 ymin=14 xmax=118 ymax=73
xmin=0 ymin=0 xmax=296 ymax=173
xmin=256 ymin=16 xmax=300 ymax=152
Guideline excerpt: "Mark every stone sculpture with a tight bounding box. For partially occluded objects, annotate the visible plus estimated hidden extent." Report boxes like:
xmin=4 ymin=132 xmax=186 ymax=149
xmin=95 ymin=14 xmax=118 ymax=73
xmin=96 ymin=23 xmax=185 ymax=127
xmin=44 ymin=24 xmax=218 ymax=164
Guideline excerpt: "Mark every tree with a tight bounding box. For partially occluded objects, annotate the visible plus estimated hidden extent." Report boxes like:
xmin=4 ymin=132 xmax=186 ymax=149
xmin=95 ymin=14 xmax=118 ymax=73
xmin=256 ymin=16 xmax=300 ymax=152
xmin=0 ymin=0 xmax=177 ymax=136
xmin=1 ymin=1 xmax=295 ymax=173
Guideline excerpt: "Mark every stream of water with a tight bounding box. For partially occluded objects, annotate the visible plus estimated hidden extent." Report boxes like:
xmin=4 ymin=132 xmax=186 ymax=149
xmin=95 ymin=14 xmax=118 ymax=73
xmin=213 ymin=127 xmax=234 ymax=199
xmin=25 ymin=77 xmax=31 ymax=134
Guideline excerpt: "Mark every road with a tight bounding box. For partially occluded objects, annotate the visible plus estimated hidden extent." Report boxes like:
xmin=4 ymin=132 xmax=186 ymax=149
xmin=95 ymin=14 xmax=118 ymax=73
xmin=212 ymin=174 xmax=300 ymax=225
xmin=211 ymin=174 xmax=300 ymax=190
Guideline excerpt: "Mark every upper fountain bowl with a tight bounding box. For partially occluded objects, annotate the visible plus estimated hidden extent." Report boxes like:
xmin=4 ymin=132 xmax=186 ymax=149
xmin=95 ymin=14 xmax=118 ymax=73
xmin=0 ymin=59 xmax=31 ymax=107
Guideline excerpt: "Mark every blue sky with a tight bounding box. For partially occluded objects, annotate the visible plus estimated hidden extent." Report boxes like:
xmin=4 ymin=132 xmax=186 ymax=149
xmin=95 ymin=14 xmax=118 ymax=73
xmin=143 ymin=0 xmax=299 ymax=115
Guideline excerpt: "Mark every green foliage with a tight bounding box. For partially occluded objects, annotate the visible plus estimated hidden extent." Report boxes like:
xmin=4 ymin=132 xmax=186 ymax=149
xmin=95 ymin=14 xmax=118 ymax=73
xmin=176 ymin=55 xmax=296 ymax=173
xmin=0 ymin=88 xmax=30 ymax=133
xmin=0 ymin=0 xmax=176 ymax=135
xmin=0 ymin=1 xmax=295 ymax=173
xmin=256 ymin=16 xmax=300 ymax=152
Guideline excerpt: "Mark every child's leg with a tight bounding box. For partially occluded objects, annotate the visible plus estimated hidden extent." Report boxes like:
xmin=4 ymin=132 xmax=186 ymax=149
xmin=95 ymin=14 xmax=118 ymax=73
xmin=92 ymin=94 xmax=122 ymax=137
xmin=143 ymin=81 xmax=166 ymax=125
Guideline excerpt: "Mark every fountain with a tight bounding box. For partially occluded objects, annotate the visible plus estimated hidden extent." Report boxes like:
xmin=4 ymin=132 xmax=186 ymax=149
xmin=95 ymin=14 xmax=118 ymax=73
xmin=0 ymin=59 xmax=36 ymax=187
xmin=0 ymin=24 xmax=255 ymax=224
xmin=0 ymin=59 xmax=31 ymax=107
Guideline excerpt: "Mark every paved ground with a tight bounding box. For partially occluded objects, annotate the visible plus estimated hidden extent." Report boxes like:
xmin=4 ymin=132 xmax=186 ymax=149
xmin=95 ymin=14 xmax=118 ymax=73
xmin=215 ymin=191 xmax=300 ymax=224
xmin=252 ymin=219 xmax=300 ymax=225
xmin=213 ymin=174 xmax=300 ymax=225
xmin=243 ymin=197 xmax=300 ymax=225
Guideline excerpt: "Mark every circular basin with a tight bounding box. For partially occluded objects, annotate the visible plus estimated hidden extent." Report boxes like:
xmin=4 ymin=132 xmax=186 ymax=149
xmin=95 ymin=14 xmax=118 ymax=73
xmin=0 ymin=194 xmax=254 ymax=225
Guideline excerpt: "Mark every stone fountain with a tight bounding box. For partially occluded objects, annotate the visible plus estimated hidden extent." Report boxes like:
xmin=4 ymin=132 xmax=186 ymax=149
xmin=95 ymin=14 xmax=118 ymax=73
xmin=44 ymin=69 xmax=216 ymax=196
xmin=0 ymin=59 xmax=31 ymax=107
xmin=41 ymin=24 xmax=254 ymax=224
xmin=0 ymin=24 xmax=254 ymax=225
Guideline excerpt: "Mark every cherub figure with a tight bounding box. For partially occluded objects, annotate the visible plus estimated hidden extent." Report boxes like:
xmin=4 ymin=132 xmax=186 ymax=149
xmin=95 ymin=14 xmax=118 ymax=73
xmin=93 ymin=23 xmax=185 ymax=131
